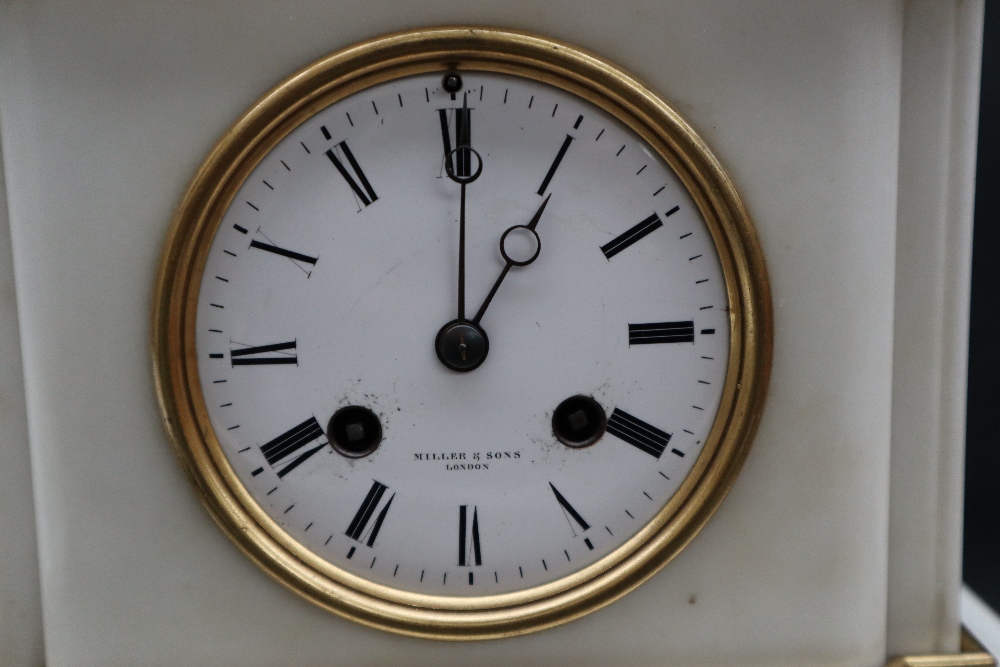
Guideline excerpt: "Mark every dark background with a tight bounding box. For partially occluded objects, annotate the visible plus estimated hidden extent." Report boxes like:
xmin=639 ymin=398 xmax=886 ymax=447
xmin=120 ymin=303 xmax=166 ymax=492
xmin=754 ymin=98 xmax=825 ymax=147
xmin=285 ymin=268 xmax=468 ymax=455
xmin=964 ymin=1 xmax=999 ymax=612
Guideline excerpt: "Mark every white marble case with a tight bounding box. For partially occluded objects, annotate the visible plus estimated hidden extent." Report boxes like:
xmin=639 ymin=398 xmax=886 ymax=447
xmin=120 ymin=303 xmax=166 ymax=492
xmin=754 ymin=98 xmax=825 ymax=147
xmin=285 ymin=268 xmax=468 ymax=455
xmin=0 ymin=2 xmax=983 ymax=665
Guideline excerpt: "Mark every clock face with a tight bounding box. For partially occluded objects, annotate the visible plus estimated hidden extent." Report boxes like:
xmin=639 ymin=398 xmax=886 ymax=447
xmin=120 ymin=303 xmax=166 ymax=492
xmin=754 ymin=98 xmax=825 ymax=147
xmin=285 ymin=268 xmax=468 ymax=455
xmin=153 ymin=27 xmax=770 ymax=639
xmin=194 ymin=71 xmax=730 ymax=596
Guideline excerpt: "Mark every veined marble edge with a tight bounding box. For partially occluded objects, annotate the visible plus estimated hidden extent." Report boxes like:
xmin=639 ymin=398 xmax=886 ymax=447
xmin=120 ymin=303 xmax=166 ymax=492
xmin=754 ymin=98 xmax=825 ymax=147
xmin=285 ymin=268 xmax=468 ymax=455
xmin=0 ymin=26 xmax=47 ymax=667
xmin=887 ymin=0 xmax=984 ymax=656
xmin=0 ymin=5 xmax=50 ymax=665
xmin=935 ymin=0 xmax=986 ymax=655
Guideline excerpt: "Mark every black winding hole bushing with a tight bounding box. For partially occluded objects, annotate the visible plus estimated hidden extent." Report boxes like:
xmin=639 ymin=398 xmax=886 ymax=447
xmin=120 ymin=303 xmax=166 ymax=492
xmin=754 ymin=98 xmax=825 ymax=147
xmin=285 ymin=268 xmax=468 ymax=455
xmin=552 ymin=395 xmax=608 ymax=448
xmin=328 ymin=405 xmax=383 ymax=458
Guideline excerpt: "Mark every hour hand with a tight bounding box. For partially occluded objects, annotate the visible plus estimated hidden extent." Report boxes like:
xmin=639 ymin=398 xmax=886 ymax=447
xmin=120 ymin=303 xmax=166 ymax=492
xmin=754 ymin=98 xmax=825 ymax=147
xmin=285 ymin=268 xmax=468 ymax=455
xmin=471 ymin=194 xmax=550 ymax=326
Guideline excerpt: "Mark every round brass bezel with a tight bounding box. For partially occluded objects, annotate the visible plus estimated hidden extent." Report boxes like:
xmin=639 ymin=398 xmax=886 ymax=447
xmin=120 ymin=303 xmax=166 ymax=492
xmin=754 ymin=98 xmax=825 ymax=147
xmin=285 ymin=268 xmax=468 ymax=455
xmin=151 ymin=26 xmax=772 ymax=640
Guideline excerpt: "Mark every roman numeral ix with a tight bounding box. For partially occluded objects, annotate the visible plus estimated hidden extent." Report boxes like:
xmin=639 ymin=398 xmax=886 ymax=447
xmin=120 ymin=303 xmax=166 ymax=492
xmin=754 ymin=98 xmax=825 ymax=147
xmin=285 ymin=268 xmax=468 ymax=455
xmin=259 ymin=416 xmax=327 ymax=478
xmin=628 ymin=321 xmax=695 ymax=345
xmin=345 ymin=480 xmax=395 ymax=548
xmin=249 ymin=239 xmax=318 ymax=266
xmin=230 ymin=340 xmax=297 ymax=366
xmin=459 ymin=505 xmax=482 ymax=566
xmin=326 ymin=140 xmax=378 ymax=207
xmin=606 ymin=408 xmax=672 ymax=458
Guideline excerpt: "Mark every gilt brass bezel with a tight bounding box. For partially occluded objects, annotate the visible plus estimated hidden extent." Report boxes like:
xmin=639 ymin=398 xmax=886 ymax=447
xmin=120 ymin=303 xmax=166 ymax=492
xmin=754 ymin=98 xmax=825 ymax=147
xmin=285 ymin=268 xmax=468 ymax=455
xmin=151 ymin=26 xmax=773 ymax=640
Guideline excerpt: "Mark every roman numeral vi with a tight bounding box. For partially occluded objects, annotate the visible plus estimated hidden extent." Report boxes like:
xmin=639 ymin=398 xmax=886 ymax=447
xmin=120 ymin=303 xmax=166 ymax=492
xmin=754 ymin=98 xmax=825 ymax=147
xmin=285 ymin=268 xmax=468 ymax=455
xmin=459 ymin=505 xmax=482 ymax=566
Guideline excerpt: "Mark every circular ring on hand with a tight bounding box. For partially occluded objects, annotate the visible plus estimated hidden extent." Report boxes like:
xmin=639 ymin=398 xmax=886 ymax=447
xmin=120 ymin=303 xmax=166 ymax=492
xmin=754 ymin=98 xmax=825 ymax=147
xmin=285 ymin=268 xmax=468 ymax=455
xmin=444 ymin=147 xmax=483 ymax=184
xmin=499 ymin=225 xmax=541 ymax=267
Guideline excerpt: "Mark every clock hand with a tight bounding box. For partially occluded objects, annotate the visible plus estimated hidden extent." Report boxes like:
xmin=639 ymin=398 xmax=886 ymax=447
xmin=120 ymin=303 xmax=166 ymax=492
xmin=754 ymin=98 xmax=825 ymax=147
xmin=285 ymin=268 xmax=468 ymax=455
xmin=471 ymin=193 xmax=550 ymax=325
xmin=432 ymin=191 xmax=546 ymax=371
xmin=434 ymin=96 xmax=487 ymax=373
xmin=442 ymin=94 xmax=480 ymax=320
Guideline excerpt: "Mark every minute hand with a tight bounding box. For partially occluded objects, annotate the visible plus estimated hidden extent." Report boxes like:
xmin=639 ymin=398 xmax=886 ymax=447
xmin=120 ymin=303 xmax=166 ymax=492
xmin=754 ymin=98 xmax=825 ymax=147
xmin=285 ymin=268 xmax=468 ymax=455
xmin=471 ymin=193 xmax=551 ymax=326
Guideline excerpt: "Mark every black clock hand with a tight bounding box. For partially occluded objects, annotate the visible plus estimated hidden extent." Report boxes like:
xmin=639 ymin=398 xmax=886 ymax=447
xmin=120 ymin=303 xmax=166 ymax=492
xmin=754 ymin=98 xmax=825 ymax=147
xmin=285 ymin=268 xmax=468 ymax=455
xmin=471 ymin=193 xmax=551 ymax=325
xmin=458 ymin=176 xmax=467 ymax=319
xmin=441 ymin=94 xmax=479 ymax=319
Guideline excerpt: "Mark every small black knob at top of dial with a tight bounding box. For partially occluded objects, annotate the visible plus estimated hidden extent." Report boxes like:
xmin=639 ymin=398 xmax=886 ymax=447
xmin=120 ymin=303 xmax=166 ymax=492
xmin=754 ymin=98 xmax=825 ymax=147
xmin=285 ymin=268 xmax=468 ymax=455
xmin=442 ymin=72 xmax=462 ymax=94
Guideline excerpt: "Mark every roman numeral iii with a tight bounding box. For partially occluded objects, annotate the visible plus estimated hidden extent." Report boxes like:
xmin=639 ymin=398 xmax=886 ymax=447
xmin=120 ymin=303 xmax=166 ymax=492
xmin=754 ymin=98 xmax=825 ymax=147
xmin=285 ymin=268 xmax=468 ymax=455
xmin=345 ymin=480 xmax=395 ymax=548
xmin=459 ymin=505 xmax=482 ymax=566
xmin=259 ymin=416 xmax=327 ymax=478
xmin=628 ymin=321 xmax=695 ymax=345
xmin=230 ymin=340 xmax=297 ymax=366
xmin=606 ymin=408 xmax=672 ymax=458
xmin=326 ymin=140 xmax=378 ymax=207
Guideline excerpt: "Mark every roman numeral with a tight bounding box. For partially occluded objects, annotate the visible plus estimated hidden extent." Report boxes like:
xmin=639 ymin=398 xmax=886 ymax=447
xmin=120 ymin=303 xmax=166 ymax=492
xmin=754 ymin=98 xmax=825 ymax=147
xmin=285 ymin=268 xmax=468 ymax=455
xmin=537 ymin=134 xmax=574 ymax=195
xmin=628 ymin=321 xmax=695 ymax=345
xmin=601 ymin=212 xmax=663 ymax=259
xmin=326 ymin=140 xmax=378 ymax=207
xmin=606 ymin=408 xmax=671 ymax=458
xmin=259 ymin=416 xmax=327 ymax=478
xmin=230 ymin=340 xmax=297 ymax=366
xmin=458 ymin=505 xmax=482 ymax=566
xmin=249 ymin=240 xmax=318 ymax=266
xmin=549 ymin=483 xmax=590 ymax=536
xmin=439 ymin=94 xmax=472 ymax=177
xmin=345 ymin=480 xmax=395 ymax=547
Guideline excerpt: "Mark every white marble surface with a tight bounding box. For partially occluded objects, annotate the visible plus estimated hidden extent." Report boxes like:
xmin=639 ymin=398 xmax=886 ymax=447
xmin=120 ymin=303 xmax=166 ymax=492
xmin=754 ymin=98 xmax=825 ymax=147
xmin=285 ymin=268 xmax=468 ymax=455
xmin=0 ymin=2 xmax=959 ymax=665
xmin=887 ymin=0 xmax=984 ymax=656
xmin=0 ymin=123 xmax=45 ymax=667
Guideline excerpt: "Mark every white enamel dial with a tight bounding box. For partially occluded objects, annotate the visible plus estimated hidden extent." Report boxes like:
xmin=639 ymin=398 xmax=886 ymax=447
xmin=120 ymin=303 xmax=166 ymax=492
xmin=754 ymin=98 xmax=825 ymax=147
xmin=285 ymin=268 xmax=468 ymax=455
xmin=194 ymin=70 xmax=730 ymax=597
